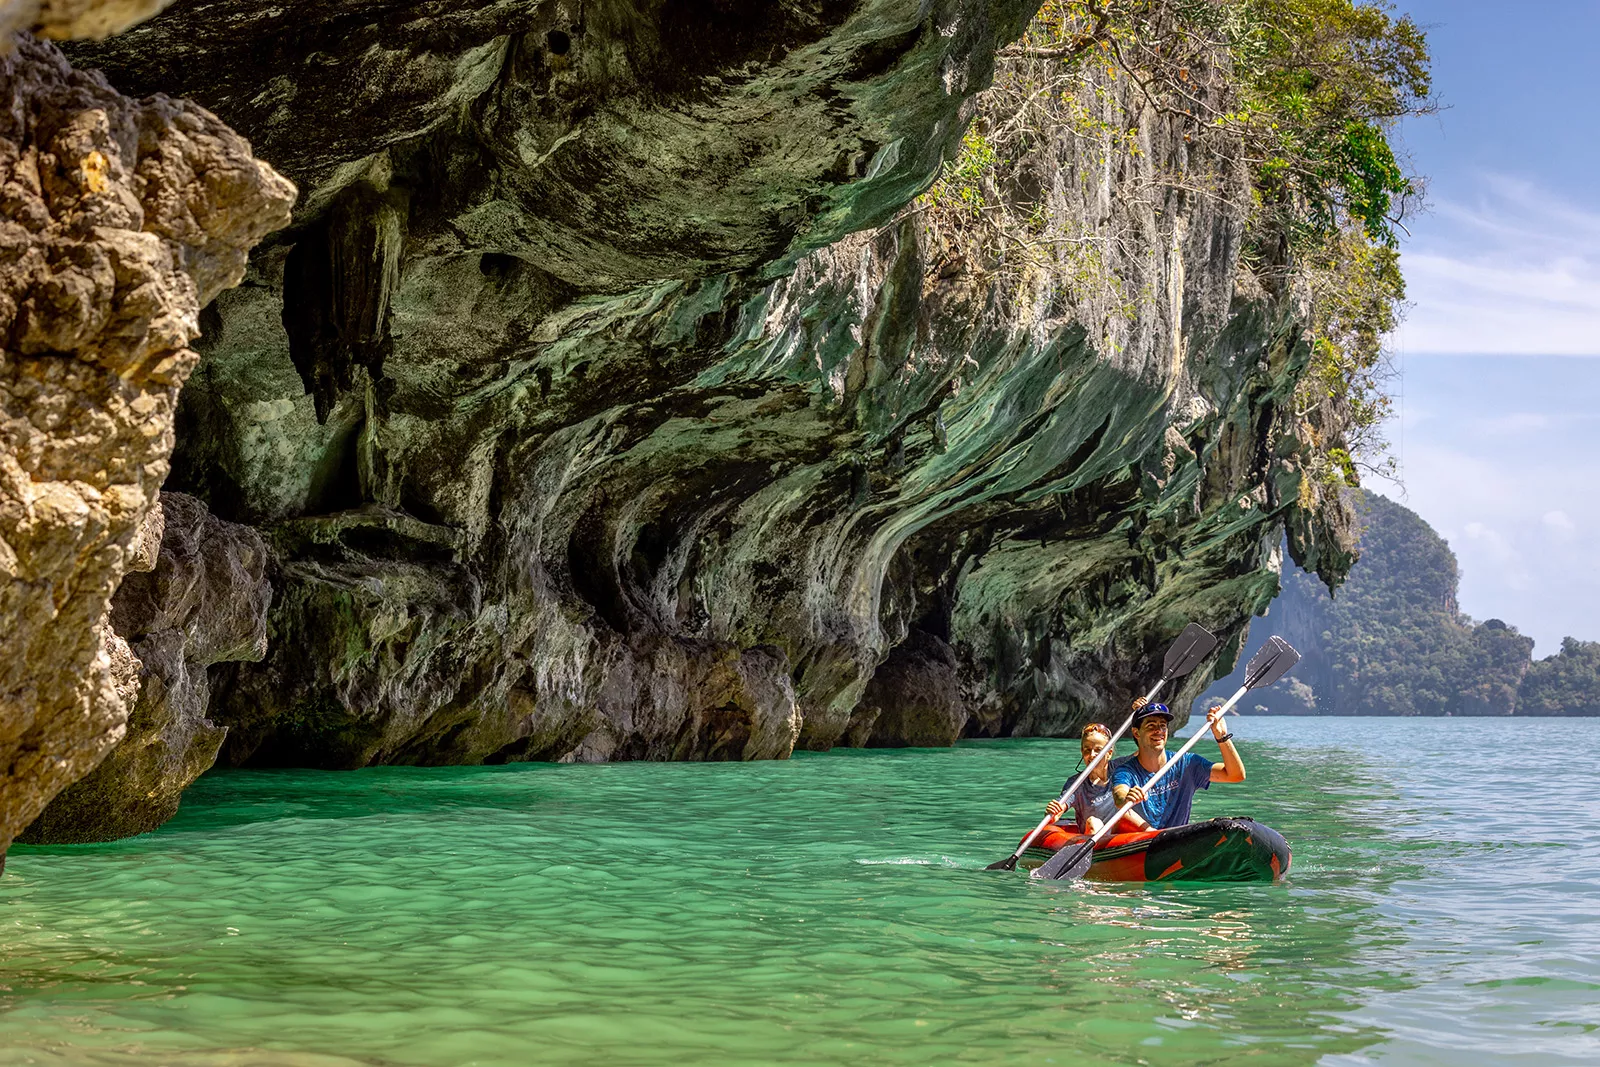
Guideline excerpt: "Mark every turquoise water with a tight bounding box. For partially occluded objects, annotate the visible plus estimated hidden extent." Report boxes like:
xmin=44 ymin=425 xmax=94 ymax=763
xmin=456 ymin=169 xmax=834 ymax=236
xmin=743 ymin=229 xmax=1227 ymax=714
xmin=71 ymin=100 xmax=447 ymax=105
xmin=1 ymin=717 xmax=1595 ymax=1065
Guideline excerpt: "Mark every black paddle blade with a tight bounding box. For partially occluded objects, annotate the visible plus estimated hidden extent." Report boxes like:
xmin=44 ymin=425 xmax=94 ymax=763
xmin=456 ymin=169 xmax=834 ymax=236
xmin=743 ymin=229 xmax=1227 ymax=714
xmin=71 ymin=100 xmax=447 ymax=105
xmin=1030 ymin=839 xmax=1093 ymax=881
xmin=985 ymin=855 xmax=1020 ymax=871
xmin=1161 ymin=623 xmax=1219 ymax=678
xmin=1243 ymin=635 xmax=1301 ymax=690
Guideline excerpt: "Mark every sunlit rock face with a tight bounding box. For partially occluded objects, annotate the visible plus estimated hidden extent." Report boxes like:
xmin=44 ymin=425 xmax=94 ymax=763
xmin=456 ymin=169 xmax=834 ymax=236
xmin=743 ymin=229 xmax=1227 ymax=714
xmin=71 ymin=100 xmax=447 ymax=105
xmin=30 ymin=0 xmax=1353 ymax=839
xmin=0 ymin=31 xmax=292 ymax=854
xmin=0 ymin=0 xmax=178 ymax=45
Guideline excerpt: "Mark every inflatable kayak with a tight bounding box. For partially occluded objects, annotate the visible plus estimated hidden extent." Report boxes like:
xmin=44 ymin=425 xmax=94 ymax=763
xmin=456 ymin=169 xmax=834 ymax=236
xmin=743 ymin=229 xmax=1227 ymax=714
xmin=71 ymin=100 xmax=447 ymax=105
xmin=1021 ymin=817 xmax=1291 ymax=883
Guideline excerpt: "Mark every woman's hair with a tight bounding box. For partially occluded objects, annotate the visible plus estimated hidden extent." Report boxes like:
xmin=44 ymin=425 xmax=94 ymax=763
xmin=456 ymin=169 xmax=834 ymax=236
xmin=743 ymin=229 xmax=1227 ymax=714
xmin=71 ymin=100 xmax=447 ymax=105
xmin=1080 ymin=722 xmax=1111 ymax=741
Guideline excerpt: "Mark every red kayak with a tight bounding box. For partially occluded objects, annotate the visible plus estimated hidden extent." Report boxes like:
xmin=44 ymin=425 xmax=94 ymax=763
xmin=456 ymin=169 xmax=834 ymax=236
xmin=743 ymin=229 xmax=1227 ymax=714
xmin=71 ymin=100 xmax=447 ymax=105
xmin=1021 ymin=817 xmax=1291 ymax=883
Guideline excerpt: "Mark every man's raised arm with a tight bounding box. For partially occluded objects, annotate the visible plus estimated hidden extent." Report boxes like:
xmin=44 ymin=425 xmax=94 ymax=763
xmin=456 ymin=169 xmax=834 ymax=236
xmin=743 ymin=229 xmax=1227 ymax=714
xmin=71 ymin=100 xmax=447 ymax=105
xmin=1205 ymin=704 xmax=1245 ymax=783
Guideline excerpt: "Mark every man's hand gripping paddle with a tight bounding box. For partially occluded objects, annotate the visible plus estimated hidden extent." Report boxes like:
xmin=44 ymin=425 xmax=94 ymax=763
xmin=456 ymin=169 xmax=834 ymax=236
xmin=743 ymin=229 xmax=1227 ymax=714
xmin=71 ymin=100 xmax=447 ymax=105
xmin=1031 ymin=635 xmax=1301 ymax=882
xmin=985 ymin=623 xmax=1218 ymax=872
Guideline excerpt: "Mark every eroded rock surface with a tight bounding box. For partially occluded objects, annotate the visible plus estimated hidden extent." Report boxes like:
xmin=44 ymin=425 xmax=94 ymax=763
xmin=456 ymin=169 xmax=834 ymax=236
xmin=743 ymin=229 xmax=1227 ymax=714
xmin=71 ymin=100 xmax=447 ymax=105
xmin=58 ymin=0 xmax=1049 ymax=775
xmin=27 ymin=0 xmax=1361 ymax=841
xmin=22 ymin=492 xmax=268 ymax=842
xmin=0 ymin=32 xmax=292 ymax=853
xmin=855 ymin=631 xmax=964 ymax=748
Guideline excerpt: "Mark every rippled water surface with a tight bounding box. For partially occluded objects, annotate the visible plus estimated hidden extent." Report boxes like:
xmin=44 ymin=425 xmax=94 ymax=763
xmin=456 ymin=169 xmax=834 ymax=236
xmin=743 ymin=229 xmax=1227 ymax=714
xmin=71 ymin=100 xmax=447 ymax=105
xmin=2 ymin=718 xmax=1595 ymax=1065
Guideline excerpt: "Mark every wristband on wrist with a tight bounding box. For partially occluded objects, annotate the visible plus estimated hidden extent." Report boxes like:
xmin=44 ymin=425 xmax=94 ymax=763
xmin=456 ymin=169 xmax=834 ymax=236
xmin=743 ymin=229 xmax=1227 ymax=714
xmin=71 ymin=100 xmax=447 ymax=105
xmin=1214 ymin=731 xmax=1234 ymax=744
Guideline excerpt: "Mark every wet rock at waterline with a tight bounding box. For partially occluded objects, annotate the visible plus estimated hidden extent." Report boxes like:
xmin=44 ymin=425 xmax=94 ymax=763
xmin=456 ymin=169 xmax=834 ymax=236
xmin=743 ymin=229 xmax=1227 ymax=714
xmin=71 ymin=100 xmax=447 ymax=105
xmin=854 ymin=631 xmax=966 ymax=749
xmin=0 ymin=32 xmax=293 ymax=852
xmin=22 ymin=493 xmax=270 ymax=843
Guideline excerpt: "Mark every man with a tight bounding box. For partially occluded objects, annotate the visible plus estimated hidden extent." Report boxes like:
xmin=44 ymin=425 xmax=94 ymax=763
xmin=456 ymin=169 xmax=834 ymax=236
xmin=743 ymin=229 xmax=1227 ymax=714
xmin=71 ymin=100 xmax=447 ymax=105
xmin=1111 ymin=699 xmax=1244 ymax=831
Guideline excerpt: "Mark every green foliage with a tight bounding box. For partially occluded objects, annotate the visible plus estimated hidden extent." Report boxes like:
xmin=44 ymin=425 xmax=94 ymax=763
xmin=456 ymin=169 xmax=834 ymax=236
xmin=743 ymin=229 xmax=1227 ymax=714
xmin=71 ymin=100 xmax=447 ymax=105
xmin=1227 ymin=0 xmax=1427 ymax=486
xmin=1230 ymin=0 xmax=1430 ymax=248
xmin=923 ymin=126 xmax=999 ymax=220
xmin=964 ymin=0 xmax=1432 ymax=248
xmin=1519 ymin=638 xmax=1600 ymax=717
xmin=1305 ymin=492 xmax=1500 ymax=716
xmin=1297 ymin=228 xmax=1404 ymax=485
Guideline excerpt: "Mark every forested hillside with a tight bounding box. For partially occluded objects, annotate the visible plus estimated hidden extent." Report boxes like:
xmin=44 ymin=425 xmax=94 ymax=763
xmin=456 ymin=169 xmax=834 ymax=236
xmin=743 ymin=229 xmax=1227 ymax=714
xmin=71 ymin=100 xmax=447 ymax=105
xmin=1204 ymin=492 xmax=1600 ymax=715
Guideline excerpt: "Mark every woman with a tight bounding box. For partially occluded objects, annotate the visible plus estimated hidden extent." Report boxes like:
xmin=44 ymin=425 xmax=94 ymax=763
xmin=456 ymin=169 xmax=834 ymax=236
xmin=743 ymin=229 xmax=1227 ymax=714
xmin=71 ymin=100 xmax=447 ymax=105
xmin=1045 ymin=722 xmax=1150 ymax=835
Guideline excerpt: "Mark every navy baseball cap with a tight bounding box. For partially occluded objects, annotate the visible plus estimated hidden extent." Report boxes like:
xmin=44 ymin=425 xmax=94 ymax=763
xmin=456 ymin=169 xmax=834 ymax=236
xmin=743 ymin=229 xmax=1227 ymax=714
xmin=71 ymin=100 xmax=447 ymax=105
xmin=1132 ymin=702 xmax=1173 ymax=725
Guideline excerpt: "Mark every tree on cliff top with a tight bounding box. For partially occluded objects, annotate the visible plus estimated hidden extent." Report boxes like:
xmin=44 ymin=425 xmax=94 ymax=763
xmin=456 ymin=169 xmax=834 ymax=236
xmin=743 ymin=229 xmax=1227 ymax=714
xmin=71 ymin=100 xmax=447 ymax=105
xmin=1232 ymin=0 xmax=1430 ymax=250
xmin=1226 ymin=0 xmax=1430 ymax=489
xmin=928 ymin=0 xmax=1430 ymax=247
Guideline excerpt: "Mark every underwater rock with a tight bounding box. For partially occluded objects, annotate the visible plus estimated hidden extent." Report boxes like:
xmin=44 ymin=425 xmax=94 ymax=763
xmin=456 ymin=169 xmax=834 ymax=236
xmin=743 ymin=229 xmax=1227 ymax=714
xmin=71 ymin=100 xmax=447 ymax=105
xmin=0 ymin=31 xmax=292 ymax=853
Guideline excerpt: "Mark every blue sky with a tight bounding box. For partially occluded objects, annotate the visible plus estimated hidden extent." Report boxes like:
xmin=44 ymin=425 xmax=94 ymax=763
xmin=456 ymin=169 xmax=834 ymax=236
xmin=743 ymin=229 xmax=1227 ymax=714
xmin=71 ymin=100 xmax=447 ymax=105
xmin=1351 ymin=0 xmax=1600 ymax=654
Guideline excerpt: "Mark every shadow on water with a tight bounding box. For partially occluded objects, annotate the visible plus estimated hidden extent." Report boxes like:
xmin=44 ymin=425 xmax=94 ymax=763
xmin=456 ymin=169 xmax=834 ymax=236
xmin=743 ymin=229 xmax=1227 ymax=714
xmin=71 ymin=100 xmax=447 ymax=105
xmin=0 ymin=737 xmax=1438 ymax=1066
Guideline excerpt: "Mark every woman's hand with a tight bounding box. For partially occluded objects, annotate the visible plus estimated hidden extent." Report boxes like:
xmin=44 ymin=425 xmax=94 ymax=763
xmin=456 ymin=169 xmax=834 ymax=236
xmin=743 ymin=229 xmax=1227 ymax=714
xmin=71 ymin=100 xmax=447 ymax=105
xmin=1131 ymin=695 xmax=1148 ymax=711
xmin=1046 ymin=799 xmax=1065 ymax=818
xmin=1085 ymin=816 xmax=1104 ymax=834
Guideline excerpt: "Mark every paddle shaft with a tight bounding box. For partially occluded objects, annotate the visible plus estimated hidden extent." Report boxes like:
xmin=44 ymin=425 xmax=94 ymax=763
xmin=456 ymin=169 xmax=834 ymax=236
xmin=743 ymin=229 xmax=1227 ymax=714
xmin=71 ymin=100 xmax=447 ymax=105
xmin=1005 ymin=676 xmax=1173 ymax=862
xmin=1081 ymin=680 xmax=1251 ymax=850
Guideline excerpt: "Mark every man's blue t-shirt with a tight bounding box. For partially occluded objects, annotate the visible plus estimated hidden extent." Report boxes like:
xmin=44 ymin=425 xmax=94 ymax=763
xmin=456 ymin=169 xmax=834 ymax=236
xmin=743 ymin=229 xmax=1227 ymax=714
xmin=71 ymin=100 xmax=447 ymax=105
xmin=1111 ymin=751 xmax=1214 ymax=830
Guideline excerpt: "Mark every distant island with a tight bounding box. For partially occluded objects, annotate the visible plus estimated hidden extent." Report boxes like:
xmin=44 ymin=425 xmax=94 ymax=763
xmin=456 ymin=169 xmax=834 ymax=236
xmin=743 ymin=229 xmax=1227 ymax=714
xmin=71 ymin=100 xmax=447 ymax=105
xmin=1201 ymin=492 xmax=1600 ymax=716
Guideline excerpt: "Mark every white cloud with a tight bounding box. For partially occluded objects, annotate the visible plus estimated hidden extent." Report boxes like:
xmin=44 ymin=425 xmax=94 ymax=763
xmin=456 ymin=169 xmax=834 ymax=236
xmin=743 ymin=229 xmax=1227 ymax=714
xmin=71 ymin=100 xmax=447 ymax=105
xmin=1397 ymin=175 xmax=1600 ymax=356
xmin=1461 ymin=521 xmax=1529 ymax=589
xmin=1543 ymin=509 xmax=1578 ymax=540
xmin=1326 ymin=169 xmax=1600 ymax=648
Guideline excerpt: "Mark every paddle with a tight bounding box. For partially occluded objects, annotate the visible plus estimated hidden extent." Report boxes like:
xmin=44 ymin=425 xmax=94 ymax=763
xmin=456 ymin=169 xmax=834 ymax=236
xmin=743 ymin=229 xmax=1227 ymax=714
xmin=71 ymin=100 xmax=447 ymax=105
xmin=1031 ymin=635 xmax=1301 ymax=882
xmin=985 ymin=623 xmax=1218 ymax=871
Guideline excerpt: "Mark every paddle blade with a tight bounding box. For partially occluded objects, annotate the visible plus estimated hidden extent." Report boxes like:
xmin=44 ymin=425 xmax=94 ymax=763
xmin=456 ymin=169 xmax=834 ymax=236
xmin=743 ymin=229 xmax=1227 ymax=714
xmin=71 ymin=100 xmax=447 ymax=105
xmin=985 ymin=855 xmax=1020 ymax=871
xmin=1243 ymin=635 xmax=1301 ymax=690
xmin=1162 ymin=623 xmax=1219 ymax=678
xmin=1030 ymin=839 xmax=1093 ymax=881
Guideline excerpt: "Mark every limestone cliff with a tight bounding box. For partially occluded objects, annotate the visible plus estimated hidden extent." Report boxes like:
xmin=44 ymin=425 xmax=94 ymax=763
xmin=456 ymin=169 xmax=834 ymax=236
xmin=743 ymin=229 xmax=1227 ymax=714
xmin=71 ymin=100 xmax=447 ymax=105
xmin=18 ymin=0 xmax=1366 ymax=843
xmin=0 ymin=0 xmax=177 ymax=45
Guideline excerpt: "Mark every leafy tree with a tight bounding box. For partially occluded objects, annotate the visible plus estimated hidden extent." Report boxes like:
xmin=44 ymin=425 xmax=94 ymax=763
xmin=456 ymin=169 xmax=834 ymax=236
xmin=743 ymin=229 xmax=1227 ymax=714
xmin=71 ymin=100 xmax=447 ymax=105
xmin=1454 ymin=621 xmax=1537 ymax=716
xmin=1519 ymin=639 xmax=1600 ymax=717
xmin=1227 ymin=0 xmax=1430 ymax=250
